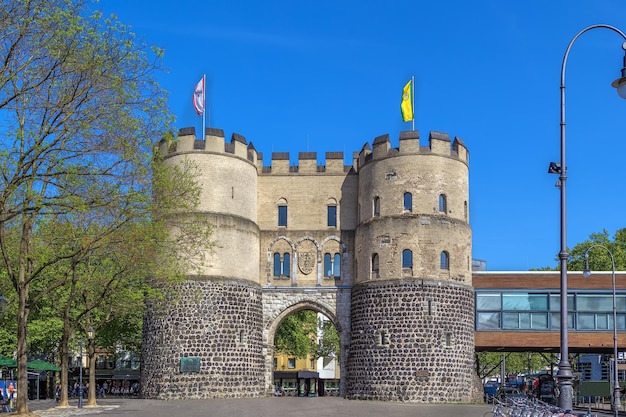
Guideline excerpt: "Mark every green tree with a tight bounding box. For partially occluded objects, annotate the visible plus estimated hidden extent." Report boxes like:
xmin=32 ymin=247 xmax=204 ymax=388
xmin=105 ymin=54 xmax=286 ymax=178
xmin=567 ymin=229 xmax=626 ymax=271
xmin=315 ymin=318 xmax=340 ymax=361
xmin=275 ymin=310 xmax=318 ymax=359
xmin=538 ymin=228 xmax=626 ymax=271
xmin=274 ymin=310 xmax=340 ymax=362
xmin=19 ymin=149 xmax=212 ymax=408
xmin=0 ymin=0 xmax=205 ymax=413
xmin=475 ymin=352 xmax=556 ymax=380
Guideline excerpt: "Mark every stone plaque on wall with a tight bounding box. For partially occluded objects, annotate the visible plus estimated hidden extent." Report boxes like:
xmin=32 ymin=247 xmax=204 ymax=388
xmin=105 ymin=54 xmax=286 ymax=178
xmin=180 ymin=356 xmax=201 ymax=373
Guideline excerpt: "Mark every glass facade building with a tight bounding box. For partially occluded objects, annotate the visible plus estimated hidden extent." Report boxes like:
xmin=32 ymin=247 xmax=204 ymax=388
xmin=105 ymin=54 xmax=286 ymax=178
xmin=476 ymin=290 xmax=626 ymax=331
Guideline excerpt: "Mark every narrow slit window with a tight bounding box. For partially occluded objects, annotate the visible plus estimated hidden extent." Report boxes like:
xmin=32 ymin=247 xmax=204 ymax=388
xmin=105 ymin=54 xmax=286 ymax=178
xmin=324 ymin=253 xmax=332 ymax=277
xmin=327 ymin=205 xmax=337 ymax=227
xmin=403 ymin=192 xmax=412 ymax=212
xmin=439 ymin=194 xmax=447 ymax=213
xmin=283 ymin=253 xmax=290 ymax=277
xmin=333 ymin=253 xmax=341 ymax=277
xmin=402 ymin=249 xmax=413 ymax=268
xmin=379 ymin=330 xmax=389 ymax=346
xmin=373 ymin=197 xmax=380 ymax=217
xmin=440 ymin=251 xmax=449 ymax=270
xmin=273 ymin=253 xmax=281 ymax=277
xmin=371 ymin=253 xmax=380 ymax=278
xmin=278 ymin=205 xmax=288 ymax=226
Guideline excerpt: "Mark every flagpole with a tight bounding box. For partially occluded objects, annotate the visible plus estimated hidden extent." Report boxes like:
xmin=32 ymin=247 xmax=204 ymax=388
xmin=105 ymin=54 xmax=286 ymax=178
xmin=202 ymin=74 xmax=206 ymax=139
xmin=411 ymin=75 xmax=415 ymax=131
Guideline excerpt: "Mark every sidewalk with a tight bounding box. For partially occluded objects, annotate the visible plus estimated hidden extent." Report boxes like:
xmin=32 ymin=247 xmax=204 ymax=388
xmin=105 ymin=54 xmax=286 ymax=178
xmin=25 ymin=397 xmax=626 ymax=417
xmin=575 ymin=402 xmax=626 ymax=417
xmin=23 ymin=397 xmax=494 ymax=417
xmin=27 ymin=398 xmax=123 ymax=416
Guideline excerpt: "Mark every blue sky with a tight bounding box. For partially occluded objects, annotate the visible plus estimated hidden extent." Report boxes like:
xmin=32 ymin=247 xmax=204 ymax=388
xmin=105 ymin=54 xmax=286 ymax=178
xmin=97 ymin=0 xmax=626 ymax=271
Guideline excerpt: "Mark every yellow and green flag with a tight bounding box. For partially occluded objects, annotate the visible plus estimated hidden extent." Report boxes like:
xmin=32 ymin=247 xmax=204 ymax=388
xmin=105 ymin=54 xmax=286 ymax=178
xmin=401 ymin=79 xmax=413 ymax=122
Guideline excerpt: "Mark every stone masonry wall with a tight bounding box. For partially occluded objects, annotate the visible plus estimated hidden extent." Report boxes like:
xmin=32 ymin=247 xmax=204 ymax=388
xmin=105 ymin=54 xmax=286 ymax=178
xmin=346 ymin=279 xmax=475 ymax=402
xmin=141 ymin=278 xmax=265 ymax=399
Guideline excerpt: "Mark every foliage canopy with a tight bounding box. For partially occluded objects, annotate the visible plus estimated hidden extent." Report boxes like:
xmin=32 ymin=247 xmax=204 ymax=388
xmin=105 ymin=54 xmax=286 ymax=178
xmin=274 ymin=310 xmax=340 ymax=361
xmin=0 ymin=0 xmax=213 ymax=412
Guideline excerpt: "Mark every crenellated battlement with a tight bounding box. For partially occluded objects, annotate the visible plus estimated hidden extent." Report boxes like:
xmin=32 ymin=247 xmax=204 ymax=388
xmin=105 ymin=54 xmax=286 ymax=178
xmin=357 ymin=130 xmax=469 ymax=170
xmin=260 ymin=151 xmax=352 ymax=174
xmin=158 ymin=127 xmax=259 ymax=166
xmin=158 ymin=127 xmax=468 ymax=175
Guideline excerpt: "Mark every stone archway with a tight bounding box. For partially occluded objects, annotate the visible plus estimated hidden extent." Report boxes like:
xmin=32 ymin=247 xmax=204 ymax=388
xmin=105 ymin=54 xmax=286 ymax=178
xmin=262 ymin=287 xmax=351 ymax=396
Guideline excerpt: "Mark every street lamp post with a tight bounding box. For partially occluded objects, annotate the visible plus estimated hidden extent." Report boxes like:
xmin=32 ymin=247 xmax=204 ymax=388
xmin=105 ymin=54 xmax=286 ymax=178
xmin=548 ymin=24 xmax=626 ymax=412
xmin=583 ymin=244 xmax=620 ymax=417
xmin=86 ymin=327 xmax=95 ymax=407
xmin=78 ymin=341 xmax=83 ymax=408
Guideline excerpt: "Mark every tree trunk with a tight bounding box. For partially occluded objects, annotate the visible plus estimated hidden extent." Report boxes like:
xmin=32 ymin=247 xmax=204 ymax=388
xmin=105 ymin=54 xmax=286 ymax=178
xmin=57 ymin=324 xmax=72 ymax=407
xmin=16 ymin=279 xmax=30 ymax=415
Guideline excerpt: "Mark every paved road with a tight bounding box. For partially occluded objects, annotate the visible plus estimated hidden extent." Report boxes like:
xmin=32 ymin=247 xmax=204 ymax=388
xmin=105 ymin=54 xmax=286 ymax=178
xmin=27 ymin=397 xmax=494 ymax=417
xmin=24 ymin=397 xmax=621 ymax=417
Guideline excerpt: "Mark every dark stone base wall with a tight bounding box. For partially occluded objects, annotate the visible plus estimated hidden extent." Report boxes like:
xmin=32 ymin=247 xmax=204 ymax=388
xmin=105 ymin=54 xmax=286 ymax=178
xmin=346 ymin=279 xmax=475 ymax=402
xmin=141 ymin=278 xmax=265 ymax=399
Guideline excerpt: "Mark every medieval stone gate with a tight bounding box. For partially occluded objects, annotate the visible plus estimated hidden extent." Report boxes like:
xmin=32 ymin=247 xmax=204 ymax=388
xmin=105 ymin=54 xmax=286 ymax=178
xmin=142 ymin=127 xmax=477 ymax=403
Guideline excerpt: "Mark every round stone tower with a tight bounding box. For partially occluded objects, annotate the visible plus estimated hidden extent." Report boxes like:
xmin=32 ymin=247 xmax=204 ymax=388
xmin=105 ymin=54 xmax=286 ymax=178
xmin=347 ymin=130 xmax=475 ymax=402
xmin=141 ymin=127 xmax=265 ymax=399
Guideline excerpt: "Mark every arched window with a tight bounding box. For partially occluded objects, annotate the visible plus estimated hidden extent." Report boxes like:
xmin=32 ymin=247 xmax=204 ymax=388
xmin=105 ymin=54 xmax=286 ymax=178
xmin=403 ymin=192 xmax=412 ymax=212
xmin=402 ymin=249 xmax=413 ymax=268
xmin=333 ymin=253 xmax=341 ymax=277
xmin=373 ymin=196 xmax=380 ymax=217
xmin=273 ymin=252 xmax=290 ymax=277
xmin=283 ymin=253 xmax=290 ymax=277
xmin=371 ymin=253 xmax=380 ymax=278
xmin=439 ymin=194 xmax=447 ymax=213
xmin=277 ymin=198 xmax=288 ymax=226
xmin=440 ymin=251 xmax=449 ymax=270
xmin=327 ymin=200 xmax=337 ymax=227
xmin=278 ymin=205 xmax=287 ymax=226
xmin=324 ymin=253 xmax=342 ymax=278
xmin=324 ymin=253 xmax=332 ymax=277
xmin=273 ymin=253 xmax=281 ymax=276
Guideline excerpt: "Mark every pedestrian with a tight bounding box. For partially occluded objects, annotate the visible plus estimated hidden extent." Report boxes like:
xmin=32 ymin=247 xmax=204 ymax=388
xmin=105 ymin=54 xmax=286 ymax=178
xmin=55 ymin=383 xmax=61 ymax=402
xmin=7 ymin=382 xmax=15 ymax=409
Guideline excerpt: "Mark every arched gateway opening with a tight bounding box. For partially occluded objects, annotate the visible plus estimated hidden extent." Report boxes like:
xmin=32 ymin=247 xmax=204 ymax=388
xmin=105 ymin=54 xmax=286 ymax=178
xmin=270 ymin=307 xmax=340 ymax=396
xmin=263 ymin=294 xmax=350 ymax=397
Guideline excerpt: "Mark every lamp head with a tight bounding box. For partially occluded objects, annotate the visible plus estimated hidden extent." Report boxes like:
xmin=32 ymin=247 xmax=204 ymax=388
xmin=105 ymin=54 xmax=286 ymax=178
xmin=611 ymin=42 xmax=626 ymax=99
xmin=582 ymin=251 xmax=591 ymax=278
xmin=613 ymin=77 xmax=626 ymax=99
xmin=87 ymin=326 xmax=95 ymax=340
xmin=548 ymin=162 xmax=562 ymax=174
